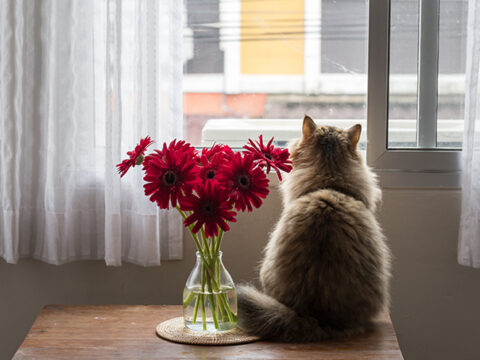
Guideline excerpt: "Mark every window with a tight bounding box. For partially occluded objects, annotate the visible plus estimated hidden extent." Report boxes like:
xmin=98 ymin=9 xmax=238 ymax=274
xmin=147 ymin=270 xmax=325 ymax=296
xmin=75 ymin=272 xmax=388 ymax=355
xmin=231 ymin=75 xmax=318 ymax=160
xmin=387 ymin=0 xmax=466 ymax=149
xmin=183 ymin=0 xmax=370 ymax=148
xmin=368 ymin=0 xmax=465 ymax=187
xmin=184 ymin=0 xmax=466 ymax=187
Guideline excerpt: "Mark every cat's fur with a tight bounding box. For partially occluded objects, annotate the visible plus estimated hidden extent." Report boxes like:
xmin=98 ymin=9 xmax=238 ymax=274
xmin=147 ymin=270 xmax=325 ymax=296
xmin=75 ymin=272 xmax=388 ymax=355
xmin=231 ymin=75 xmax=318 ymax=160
xmin=237 ymin=116 xmax=391 ymax=342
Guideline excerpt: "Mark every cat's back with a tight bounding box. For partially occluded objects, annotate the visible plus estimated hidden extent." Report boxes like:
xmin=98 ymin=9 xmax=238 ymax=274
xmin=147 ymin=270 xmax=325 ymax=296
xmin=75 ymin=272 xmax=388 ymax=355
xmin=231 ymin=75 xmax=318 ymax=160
xmin=261 ymin=188 xmax=390 ymax=320
xmin=297 ymin=188 xmax=388 ymax=272
xmin=298 ymin=188 xmax=380 ymax=237
xmin=273 ymin=188 xmax=384 ymax=260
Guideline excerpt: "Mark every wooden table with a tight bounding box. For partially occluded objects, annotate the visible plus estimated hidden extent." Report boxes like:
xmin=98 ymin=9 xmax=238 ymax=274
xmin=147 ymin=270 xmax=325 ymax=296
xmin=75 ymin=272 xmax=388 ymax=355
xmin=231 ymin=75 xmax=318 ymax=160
xmin=14 ymin=305 xmax=404 ymax=359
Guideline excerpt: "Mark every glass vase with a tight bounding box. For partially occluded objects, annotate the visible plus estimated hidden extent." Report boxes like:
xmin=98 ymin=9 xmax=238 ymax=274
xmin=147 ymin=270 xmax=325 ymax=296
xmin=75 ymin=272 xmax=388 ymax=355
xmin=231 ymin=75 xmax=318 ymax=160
xmin=183 ymin=251 xmax=237 ymax=332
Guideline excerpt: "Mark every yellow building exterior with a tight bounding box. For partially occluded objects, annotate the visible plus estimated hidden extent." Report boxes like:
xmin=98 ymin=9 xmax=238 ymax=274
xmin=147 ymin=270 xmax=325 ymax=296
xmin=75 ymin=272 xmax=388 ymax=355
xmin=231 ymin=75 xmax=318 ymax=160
xmin=241 ymin=0 xmax=305 ymax=75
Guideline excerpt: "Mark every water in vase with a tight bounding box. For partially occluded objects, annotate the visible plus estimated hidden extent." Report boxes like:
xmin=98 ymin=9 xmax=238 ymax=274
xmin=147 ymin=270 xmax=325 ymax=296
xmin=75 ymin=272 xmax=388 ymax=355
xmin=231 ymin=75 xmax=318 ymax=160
xmin=183 ymin=286 xmax=237 ymax=332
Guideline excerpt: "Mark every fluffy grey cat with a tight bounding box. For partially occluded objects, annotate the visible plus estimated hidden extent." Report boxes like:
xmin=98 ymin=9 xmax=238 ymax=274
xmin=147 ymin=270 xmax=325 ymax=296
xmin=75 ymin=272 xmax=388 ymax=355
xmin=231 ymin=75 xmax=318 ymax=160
xmin=237 ymin=116 xmax=392 ymax=342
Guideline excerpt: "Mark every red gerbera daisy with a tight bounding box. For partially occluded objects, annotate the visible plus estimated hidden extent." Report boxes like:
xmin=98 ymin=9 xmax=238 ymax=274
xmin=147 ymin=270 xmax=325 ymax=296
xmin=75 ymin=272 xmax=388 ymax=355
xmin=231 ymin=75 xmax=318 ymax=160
xmin=167 ymin=139 xmax=198 ymax=158
xmin=144 ymin=139 xmax=198 ymax=170
xmin=243 ymin=135 xmax=293 ymax=181
xmin=143 ymin=142 xmax=200 ymax=209
xmin=197 ymin=144 xmax=232 ymax=181
xmin=182 ymin=181 xmax=237 ymax=238
xmin=116 ymin=136 xmax=154 ymax=177
xmin=217 ymin=152 xmax=269 ymax=212
xmin=203 ymin=144 xmax=232 ymax=159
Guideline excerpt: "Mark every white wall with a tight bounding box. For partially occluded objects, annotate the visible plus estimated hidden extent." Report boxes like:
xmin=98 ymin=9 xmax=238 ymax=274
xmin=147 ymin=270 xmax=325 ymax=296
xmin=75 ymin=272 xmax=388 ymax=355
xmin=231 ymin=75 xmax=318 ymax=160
xmin=1 ymin=187 xmax=479 ymax=360
xmin=381 ymin=189 xmax=480 ymax=360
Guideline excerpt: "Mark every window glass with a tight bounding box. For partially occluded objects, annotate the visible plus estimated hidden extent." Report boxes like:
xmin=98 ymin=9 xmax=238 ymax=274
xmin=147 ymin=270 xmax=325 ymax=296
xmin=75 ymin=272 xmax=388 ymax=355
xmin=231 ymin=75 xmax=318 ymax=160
xmin=437 ymin=0 xmax=467 ymax=148
xmin=183 ymin=0 xmax=369 ymax=148
xmin=388 ymin=0 xmax=467 ymax=149
xmin=388 ymin=0 xmax=419 ymax=148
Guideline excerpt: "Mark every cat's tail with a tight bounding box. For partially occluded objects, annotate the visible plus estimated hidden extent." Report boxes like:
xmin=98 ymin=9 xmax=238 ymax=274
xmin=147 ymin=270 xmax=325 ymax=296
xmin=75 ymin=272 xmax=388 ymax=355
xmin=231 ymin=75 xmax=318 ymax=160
xmin=237 ymin=285 xmax=364 ymax=342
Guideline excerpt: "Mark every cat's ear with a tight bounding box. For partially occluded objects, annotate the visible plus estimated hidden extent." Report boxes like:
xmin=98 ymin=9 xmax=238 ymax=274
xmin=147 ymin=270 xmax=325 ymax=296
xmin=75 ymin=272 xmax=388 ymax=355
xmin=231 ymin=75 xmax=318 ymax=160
xmin=302 ymin=115 xmax=316 ymax=140
xmin=347 ymin=124 xmax=362 ymax=150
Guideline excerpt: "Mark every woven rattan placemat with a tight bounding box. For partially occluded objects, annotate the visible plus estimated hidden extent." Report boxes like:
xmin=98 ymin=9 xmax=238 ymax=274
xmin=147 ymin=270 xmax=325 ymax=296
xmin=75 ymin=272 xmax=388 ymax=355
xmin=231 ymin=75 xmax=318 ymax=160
xmin=156 ymin=317 xmax=260 ymax=345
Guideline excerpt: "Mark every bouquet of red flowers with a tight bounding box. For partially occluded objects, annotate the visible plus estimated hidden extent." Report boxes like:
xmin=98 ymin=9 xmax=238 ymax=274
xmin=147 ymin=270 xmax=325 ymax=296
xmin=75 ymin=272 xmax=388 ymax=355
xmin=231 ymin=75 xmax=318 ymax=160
xmin=117 ymin=136 xmax=292 ymax=332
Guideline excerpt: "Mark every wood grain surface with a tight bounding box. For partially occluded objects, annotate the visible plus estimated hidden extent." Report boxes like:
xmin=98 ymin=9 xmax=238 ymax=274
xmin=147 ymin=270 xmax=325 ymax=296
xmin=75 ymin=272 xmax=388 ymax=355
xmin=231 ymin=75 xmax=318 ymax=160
xmin=13 ymin=305 xmax=404 ymax=359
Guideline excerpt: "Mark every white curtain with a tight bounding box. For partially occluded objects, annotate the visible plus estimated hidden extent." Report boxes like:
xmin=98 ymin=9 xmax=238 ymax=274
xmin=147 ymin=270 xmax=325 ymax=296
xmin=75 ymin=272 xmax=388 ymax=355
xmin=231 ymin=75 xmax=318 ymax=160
xmin=0 ymin=0 xmax=183 ymax=266
xmin=459 ymin=0 xmax=480 ymax=268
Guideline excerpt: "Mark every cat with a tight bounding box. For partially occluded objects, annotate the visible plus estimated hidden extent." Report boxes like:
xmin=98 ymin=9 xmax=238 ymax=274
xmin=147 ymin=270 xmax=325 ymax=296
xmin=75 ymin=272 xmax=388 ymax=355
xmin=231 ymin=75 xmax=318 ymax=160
xmin=237 ymin=116 xmax=392 ymax=342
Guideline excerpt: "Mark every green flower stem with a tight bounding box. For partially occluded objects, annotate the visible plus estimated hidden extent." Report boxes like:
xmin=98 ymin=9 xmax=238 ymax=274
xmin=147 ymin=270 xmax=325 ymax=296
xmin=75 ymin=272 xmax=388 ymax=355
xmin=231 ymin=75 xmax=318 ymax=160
xmin=219 ymin=293 xmax=235 ymax=322
xmin=214 ymin=230 xmax=224 ymax=254
xmin=202 ymin=260 xmax=235 ymax=324
xmin=205 ymin=276 xmax=220 ymax=330
xmin=201 ymin=264 xmax=207 ymax=330
xmin=208 ymin=271 xmax=235 ymax=322
xmin=199 ymin=254 xmax=236 ymax=326
xmin=192 ymin=294 xmax=200 ymax=324
xmin=201 ymin=252 xmax=231 ymax=329
xmin=201 ymin=234 xmax=211 ymax=259
xmin=201 ymin=227 xmax=209 ymax=252
xmin=183 ymin=291 xmax=195 ymax=309
xmin=215 ymin=294 xmax=226 ymax=321
xmin=201 ymin=261 xmax=205 ymax=288
xmin=201 ymin=245 xmax=220 ymax=330
xmin=200 ymin=294 xmax=206 ymax=330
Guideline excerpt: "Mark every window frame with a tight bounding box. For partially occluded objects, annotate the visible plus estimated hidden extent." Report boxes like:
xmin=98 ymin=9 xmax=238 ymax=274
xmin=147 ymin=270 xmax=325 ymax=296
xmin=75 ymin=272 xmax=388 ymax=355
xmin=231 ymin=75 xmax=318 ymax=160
xmin=367 ymin=0 xmax=462 ymax=188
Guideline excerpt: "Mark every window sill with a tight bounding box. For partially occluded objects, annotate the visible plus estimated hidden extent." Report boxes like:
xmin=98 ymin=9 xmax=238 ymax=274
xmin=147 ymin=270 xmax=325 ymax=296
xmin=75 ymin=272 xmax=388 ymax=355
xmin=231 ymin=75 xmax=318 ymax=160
xmin=374 ymin=169 xmax=460 ymax=189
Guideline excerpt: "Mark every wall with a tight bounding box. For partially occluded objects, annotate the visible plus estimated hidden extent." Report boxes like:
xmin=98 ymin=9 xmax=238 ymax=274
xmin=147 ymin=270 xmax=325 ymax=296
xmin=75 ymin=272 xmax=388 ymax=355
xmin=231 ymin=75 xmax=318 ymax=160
xmin=382 ymin=189 xmax=480 ymax=360
xmin=1 ymin=187 xmax=480 ymax=359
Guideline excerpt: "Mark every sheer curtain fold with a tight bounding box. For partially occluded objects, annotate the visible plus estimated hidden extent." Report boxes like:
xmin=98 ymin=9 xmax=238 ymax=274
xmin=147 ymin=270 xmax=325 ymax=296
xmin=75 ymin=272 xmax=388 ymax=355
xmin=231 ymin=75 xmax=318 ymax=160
xmin=459 ymin=0 xmax=480 ymax=268
xmin=0 ymin=0 xmax=183 ymax=266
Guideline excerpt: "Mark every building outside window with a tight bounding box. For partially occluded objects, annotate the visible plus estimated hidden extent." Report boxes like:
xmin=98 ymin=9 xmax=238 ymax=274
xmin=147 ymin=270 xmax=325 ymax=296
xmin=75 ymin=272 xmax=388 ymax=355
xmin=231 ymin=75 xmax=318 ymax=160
xmin=182 ymin=0 xmax=467 ymax=162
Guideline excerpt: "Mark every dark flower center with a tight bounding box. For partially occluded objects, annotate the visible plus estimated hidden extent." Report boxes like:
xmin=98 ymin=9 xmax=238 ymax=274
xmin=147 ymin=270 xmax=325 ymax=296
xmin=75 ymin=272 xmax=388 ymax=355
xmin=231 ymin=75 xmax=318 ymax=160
xmin=202 ymin=201 xmax=216 ymax=216
xmin=206 ymin=170 xmax=215 ymax=179
xmin=237 ymin=174 xmax=251 ymax=189
xmin=163 ymin=170 xmax=177 ymax=186
xmin=264 ymin=153 xmax=272 ymax=160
